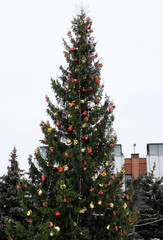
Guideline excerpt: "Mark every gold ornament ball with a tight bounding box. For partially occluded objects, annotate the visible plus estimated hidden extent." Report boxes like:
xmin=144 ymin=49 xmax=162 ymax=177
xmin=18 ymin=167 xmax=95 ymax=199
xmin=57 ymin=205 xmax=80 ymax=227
xmin=50 ymin=231 xmax=54 ymax=236
xmin=74 ymin=139 xmax=78 ymax=145
xmin=105 ymin=161 xmax=109 ymax=166
xmin=110 ymin=203 xmax=114 ymax=208
xmin=94 ymin=128 xmax=97 ymax=132
xmin=98 ymin=200 xmax=102 ymax=205
xmin=82 ymin=123 xmax=87 ymax=128
xmin=37 ymin=189 xmax=43 ymax=195
xmin=68 ymin=114 xmax=72 ymax=119
xmin=97 ymin=96 xmax=101 ymax=101
xmin=106 ymin=225 xmax=110 ymax=230
xmin=81 ymin=148 xmax=86 ymax=153
xmin=63 ymin=165 xmax=69 ymax=171
xmin=60 ymin=184 xmax=66 ymax=189
xmin=91 ymin=107 xmax=95 ymax=111
xmin=123 ymin=203 xmax=127 ymax=209
xmin=54 ymin=112 xmax=58 ymax=116
xmin=54 ymin=226 xmax=60 ymax=232
xmin=80 ymin=99 xmax=85 ymax=103
xmin=65 ymin=84 xmax=69 ymax=90
xmin=66 ymin=138 xmax=71 ymax=144
xmin=111 ymin=137 xmax=115 ymax=142
xmin=90 ymin=202 xmax=94 ymax=209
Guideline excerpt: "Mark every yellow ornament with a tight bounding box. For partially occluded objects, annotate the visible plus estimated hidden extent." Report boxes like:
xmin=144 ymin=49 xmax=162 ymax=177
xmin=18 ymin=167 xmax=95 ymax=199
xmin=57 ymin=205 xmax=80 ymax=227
xmin=94 ymin=128 xmax=97 ymax=132
xmin=48 ymin=128 xmax=52 ymax=133
xmin=65 ymin=84 xmax=69 ymax=90
xmin=102 ymin=84 xmax=104 ymax=88
xmin=106 ymin=225 xmax=110 ymax=230
xmin=45 ymin=161 xmax=49 ymax=166
xmin=64 ymin=131 xmax=68 ymax=135
xmin=104 ymin=153 xmax=107 ymax=157
xmin=111 ymin=137 xmax=115 ymax=142
xmin=54 ymin=112 xmax=58 ymax=116
xmin=122 ymin=168 xmax=126 ymax=174
xmin=98 ymin=200 xmax=102 ymax=205
xmin=110 ymin=203 xmax=114 ymax=208
xmin=54 ymin=226 xmax=60 ymax=232
xmin=37 ymin=189 xmax=43 ymax=195
xmin=50 ymin=231 xmax=54 ymax=236
xmin=100 ymin=64 xmax=103 ymax=68
xmin=74 ymin=222 xmax=77 ymax=227
xmin=82 ymin=123 xmax=87 ymax=128
xmin=99 ymin=184 xmax=103 ymax=187
xmin=105 ymin=161 xmax=109 ymax=166
xmin=8 ymin=219 xmax=13 ymax=223
xmin=75 ymin=105 xmax=79 ymax=109
xmin=63 ymin=165 xmax=69 ymax=171
xmin=101 ymin=171 xmax=106 ymax=177
xmin=90 ymin=202 xmax=94 ymax=209
xmin=74 ymin=139 xmax=78 ymax=145
xmin=77 ymin=34 xmax=81 ymax=39
xmin=91 ymin=107 xmax=95 ymax=111
xmin=81 ymin=148 xmax=86 ymax=153
xmin=60 ymin=184 xmax=66 ymax=189
xmin=27 ymin=209 xmax=32 ymax=216
xmin=68 ymin=114 xmax=72 ymax=119
xmin=35 ymin=148 xmax=39 ymax=153
xmin=97 ymin=96 xmax=101 ymax=101
xmin=79 ymin=208 xmax=86 ymax=214
xmin=123 ymin=203 xmax=127 ymax=209
xmin=72 ymin=20 xmax=76 ymax=24
xmin=80 ymin=20 xmax=83 ymax=24
xmin=66 ymin=138 xmax=71 ymax=144
xmin=80 ymin=99 xmax=85 ymax=103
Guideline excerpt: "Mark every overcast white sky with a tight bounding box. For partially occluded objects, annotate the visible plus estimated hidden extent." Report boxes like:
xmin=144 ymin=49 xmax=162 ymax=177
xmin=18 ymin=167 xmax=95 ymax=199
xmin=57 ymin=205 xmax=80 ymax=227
xmin=0 ymin=0 xmax=163 ymax=176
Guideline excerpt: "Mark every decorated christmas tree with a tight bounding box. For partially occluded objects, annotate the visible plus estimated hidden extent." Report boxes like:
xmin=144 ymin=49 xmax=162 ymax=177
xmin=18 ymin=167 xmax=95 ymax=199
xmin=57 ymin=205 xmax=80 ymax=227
xmin=8 ymin=10 xmax=138 ymax=240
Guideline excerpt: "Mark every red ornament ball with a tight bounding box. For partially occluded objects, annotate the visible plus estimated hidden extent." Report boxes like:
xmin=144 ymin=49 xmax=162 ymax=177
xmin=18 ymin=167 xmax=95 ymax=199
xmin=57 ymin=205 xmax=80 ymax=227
xmin=56 ymin=122 xmax=60 ymax=127
xmin=42 ymin=175 xmax=46 ymax=181
xmin=82 ymin=88 xmax=86 ymax=92
xmin=68 ymin=126 xmax=73 ymax=131
xmin=84 ymin=136 xmax=88 ymax=141
xmin=58 ymin=167 xmax=63 ymax=172
xmin=64 ymin=152 xmax=69 ymax=158
xmin=109 ymin=108 xmax=113 ymax=113
xmin=55 ymin=211 xmax=61 ymax=216
xmin=82 ymin=112 xmax=87 ymax=116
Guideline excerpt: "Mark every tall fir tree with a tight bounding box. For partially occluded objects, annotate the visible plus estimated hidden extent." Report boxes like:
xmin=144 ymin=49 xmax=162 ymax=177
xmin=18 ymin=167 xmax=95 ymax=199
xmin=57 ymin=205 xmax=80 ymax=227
xmin=8 ymin=11 xmax=138 ymax=240
xmin=0 ymin=147 xmax=24 ymax=240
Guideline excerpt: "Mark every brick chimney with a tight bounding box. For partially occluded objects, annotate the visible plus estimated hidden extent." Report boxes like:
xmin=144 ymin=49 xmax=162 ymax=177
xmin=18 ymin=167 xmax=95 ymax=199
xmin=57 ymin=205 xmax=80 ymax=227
xmin=125 ymin=154 xmax=147 ymax=179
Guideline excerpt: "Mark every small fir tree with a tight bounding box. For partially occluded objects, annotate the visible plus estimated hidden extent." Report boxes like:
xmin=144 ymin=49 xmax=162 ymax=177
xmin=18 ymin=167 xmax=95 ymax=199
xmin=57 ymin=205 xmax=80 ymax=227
xmin=9 ymin=11 xmax=138 ymax=240
xmin=132 ymin=169 xmax=163 ymax=240
xmin=0 ymin=147 xmax=24 ymax=240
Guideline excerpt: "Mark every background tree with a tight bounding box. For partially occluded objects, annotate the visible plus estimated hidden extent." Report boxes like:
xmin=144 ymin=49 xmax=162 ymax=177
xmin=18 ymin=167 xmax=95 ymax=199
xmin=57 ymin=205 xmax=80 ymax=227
xmin=0 ymin=147 xmax=25 ymax=240
xmin=131 ymin=168 xmax=163 ymax=240
xmin=8 ymin=10 xmax=138 ymax=240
